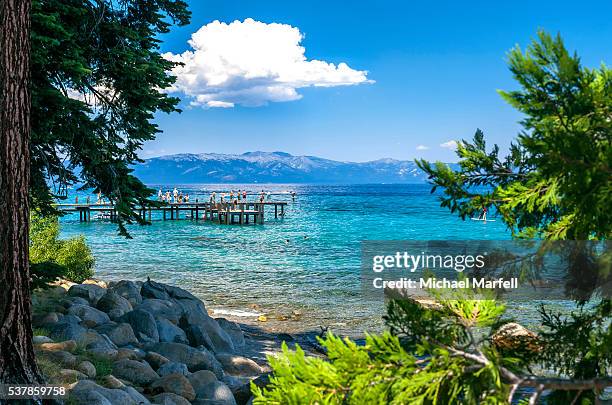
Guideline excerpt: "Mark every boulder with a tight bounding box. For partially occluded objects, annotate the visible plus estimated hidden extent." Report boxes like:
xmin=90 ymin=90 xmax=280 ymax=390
xmin=193 ymin=381 xmax=236 ymax=404
xmin=222 ymin=375 xmax=253 ymax=405
xmin=77 ymin=360 xmax=97 ymax=378
xmin=141 ymin=281 xmax=234 ymax=353
xmin=116 ymin=347 xmax=147 ymax=361
xmin=122 ymin=386 xmax=151 ymax=404
xmin=95 ymin=323 xmax=139 ymax=347
xmin=121 ymin=309 xmax=159 ymax=343
xmin=141 ymin=280 xmax=200 ymax=302
xmin=111 ymin=280 xmax=143 ymax=306
xmin=179 ymin=300 xmax=234 ymax=353
xmin=150 ymin=374 xmax=196 ymax=401
xmin=157 ymin=362 xmax=189 ymax=377
xmin=37 ymin=340 xmax=77 ymax=352
xmin=145 ymin=351 xmax=170 ymax=369
xmin=49 ymin=322 xmax=87 ymax=343
xmin=70 ymin=380 xmax=136 ymax=405
xmin=183 ymin=324 xmax=215 ymax=352
xmin=101 ymin=375 xmax=125 ymax=389
xmin=83 ymin=279 xmax=108 ymax=288
xmin=151 ymin=392 xmax=192 ymax=405
xmin=84 ymin=331 xmax=119 ymax=358
xmin=215 ymin=353 xmax=263 ymax=377
xmin=45 ymin=350 xmax=78 ymax=367
xmin=112 ymin=359 xmax=159 ymax=386
xmin=96 ymin=292 xmax=133 ymax=318
xmin=187 ymin=370 xmax=217 ymax=394
xmin=59 ymin=368 xmax=88 ymax=381
xmin=146 ymin=342 xmax=223 ymax=378
xmin=33 ymin=335 xmax=54 ymax=344
xmin=492 ymin=322 xmax=540 ymax=353
xmin=216 ymin=318 xmax=245 ymax=349
xmin=68 ymin=284 xmax=106 ymax=305
xmin=67 ymin=304 xmax=110 ymax=327
xmin=32 ymin=312 xmax=63 ymax=328
xmin=62 ymin=296 xmax=91 ymax=308
xmin=69 ymin=389 xmax=113 ymax=405
xmin=157 ymin=318 xmax=188 ymax=344
xmin=137 ymin=299 xmax=182 ymax=324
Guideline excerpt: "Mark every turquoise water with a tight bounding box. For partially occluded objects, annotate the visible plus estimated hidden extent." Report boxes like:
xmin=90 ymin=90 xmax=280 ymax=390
xmin=59 ymin=184 xmax=517 ymax=335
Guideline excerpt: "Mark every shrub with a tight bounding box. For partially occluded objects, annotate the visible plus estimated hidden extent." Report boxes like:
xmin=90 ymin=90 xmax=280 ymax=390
xmin=30 ymin=211 xmax=95 ymax=285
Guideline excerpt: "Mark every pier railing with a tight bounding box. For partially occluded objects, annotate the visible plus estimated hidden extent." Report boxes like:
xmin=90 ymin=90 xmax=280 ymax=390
xmin=54 ymin=201 xmax=287 ymax=225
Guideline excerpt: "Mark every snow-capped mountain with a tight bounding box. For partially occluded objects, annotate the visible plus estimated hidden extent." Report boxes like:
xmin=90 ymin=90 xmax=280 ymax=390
xmin=133 ymin=151 xmax=450 ymax=184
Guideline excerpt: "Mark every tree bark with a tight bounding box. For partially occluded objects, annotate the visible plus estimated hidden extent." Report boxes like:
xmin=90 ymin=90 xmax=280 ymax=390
xmin=0 ymin=0 xmax=41 ymax=387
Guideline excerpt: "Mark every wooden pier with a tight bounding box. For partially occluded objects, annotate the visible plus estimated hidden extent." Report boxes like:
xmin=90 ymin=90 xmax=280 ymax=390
xmin=55 ymin=201 xmax=287 ymax=225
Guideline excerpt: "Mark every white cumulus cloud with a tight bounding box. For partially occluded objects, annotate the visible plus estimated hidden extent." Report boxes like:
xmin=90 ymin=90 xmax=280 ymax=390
xmin=163 ymin=18 xmax=372 ymax=108
xmin=416 ymin=145 xmax=429 ymax=151
xmin=440 ymin=140 xmax=458 ymax=150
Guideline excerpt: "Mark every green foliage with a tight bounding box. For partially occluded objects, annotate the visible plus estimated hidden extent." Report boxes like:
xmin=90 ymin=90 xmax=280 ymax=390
xmin=417 ymin=32 xmax=611 ymax=240
xmin=254 ymin=31 xmax=612 ymax=404
xmin=31 ymin=0 xmax=190 ymax=235
xmin=30 ymin=211 xmax=95 ymax=285
xmin=253 ymin=298 xmax=512 ymax=404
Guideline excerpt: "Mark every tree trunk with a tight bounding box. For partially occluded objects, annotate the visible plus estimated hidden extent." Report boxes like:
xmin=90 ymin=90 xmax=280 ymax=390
xmin=0 ymin=0 xmax=41 ymax=386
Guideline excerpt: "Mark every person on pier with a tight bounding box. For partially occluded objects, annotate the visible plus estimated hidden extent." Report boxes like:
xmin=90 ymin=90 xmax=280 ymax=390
xmin=173 ymin=187 xmax=179 ymax=203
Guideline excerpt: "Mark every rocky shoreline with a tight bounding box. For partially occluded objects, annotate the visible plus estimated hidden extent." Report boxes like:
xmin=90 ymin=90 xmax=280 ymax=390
xmin=32 ymin=278 xmax=324 ymax=404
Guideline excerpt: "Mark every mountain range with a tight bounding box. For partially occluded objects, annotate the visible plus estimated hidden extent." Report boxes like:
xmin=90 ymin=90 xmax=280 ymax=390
xmin=133 ymin=151 xmax=451 ymax=184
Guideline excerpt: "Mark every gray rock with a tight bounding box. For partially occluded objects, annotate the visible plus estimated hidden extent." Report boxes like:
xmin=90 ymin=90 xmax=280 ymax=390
xmin=33 ymin=335 xmax=54 ymax=344
xmin=193 ymin=381 xmax=236 ymax=404
xmin=85 ymin=331 xmax=119 ymax=358
xmin=151 ymin=392 xmax=192 ymax=405
xmin=150 ymin=374 xmax=195 ymax=401
xmin=157 ymin=318 xmax=188 ymax=344
xmin=121 ymin=309 xmax=159 ymax=343
xmin=112 ymin=359 xmax=159 ymax=386
xmin=107 ymin=309 xmax=124 ymax=320
xmin=187 ymin=370 xmax=217 ymax=395
xmin=77 ymin=361 xmax=97 ymax=378
xmin=68 ymin=284 xmax=106 ymax=305
xmin=216 ymin=318 xmax=245 ymax=349
xmin=67 ymin=304 xmax=110 ymax=327
xmin=141 ymin=281 xmax=234 ymax=353
xmin=116 ymin=347 xmax=147 ymax=361
xmin=157 ymin=362 xmax=189 ymax=377
xmin=179 ymin=300 xmax=234 ymax=353
xmin=69 ymin=389 xmax=113 ymax=405
xmin=141 ymin=280 xmax=200 ymax=302
xmin=49 ymin=321 xmax=87 ymax=343
xmin=222 ymin=375 xmax=253 ymax=405
xmin=95 ymin=323 xmax=139 ymax=347
xmin=101 ymin=374 xmax=125 ymax=389
xmin=32 ymin=312 xmax=63 ymax=328
xmin=141 ymin=280 xmax=171 ymax=300
xmin=146 ymin=342 xmax=224 ymax=378
xmin=111 ymin=280 xmax=143 ymax=306
xmin=59 ymin=368 xmax=88 ymax=381
xmin=184 ymin=324 xmax=215 ymax=352
xmin=97 ymin=292 xmax=133 ymax=318
xmin=62 ymin=296 xmax=90 ymax=307
xmin=145 ymin=351 xmax=171 ymax=369
xmin=137 ymin=299 xmax=182 ymax=324
xmin=46 ymin=350 xmax=77 ymax=367
xmin=62 ymin=314 xmax=83 ymax=324
xmin=70 ymin=380 xmax=136 ymax=405
xmin=122 ymin=386 xmax=151 ymax=404
xmin=215 ymin=353 xmax=263 ymax=377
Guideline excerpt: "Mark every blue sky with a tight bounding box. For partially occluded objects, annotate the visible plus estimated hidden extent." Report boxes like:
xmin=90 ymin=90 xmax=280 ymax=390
xmin=145 ymin=0 xmax=612 ymax=162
